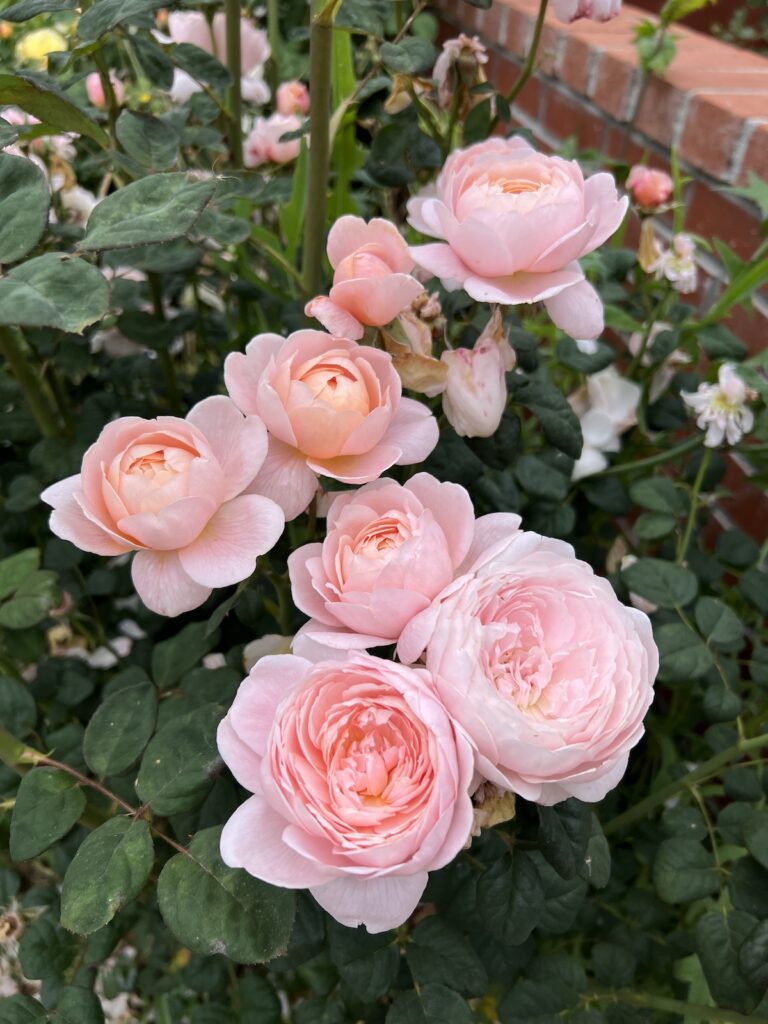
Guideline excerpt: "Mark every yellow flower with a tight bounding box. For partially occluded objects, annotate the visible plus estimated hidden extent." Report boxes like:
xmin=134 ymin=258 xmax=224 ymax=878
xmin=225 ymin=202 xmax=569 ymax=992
xmin=15 ymin=27 xmax=67 ymax=67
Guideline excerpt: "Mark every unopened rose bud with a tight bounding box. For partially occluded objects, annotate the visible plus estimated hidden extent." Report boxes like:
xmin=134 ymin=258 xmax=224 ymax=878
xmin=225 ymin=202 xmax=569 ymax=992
xmin=0 ymin=21 xmax=13 ymax=40
xmin=433 ymin=34 xmax=489 ymax=111
xmin=626 ymin=165 xmax=673 ymax=210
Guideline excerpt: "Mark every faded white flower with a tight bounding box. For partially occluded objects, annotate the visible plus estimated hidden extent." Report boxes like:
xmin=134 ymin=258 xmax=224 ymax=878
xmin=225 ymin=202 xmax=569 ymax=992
xmin=648 ymin=233 xmax=697 ymax=293
xmin=569 ymin=366 xmax=641 ymax=480
xmin=627 ymin=321 xmax=690 ymax=402
xmin=682 ymin=363 xmax=756 ymax=447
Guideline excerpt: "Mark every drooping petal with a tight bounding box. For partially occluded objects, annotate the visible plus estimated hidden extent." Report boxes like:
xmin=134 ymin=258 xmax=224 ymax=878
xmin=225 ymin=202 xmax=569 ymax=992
xmin=304 ymin=296 xmax=364 ymax=340
xmin=544 ymin=278 xmax=604 ymax=340
xmin=409 ymin=243 xmax=472 ymax=289
xmin=310 ymin=872 xmax=428 ymax=933
xmin=131 ymin=549 xmax=211 ymax=616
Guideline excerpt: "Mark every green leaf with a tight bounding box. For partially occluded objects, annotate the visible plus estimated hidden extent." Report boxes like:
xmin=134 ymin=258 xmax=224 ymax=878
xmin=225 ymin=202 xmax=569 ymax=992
xmin=716 ymin=529 xmax=759 ymax=569
xmin=515 ymin=377 xmax=583 ymax=460
xmin=621 ymin=558 xmax=698 ymax=608
xmin=0 ymin=73 xmax=108 ymax=148
xmin=593 ymin=942 xmax=636 ymax=987
xmin=116 ymin=110 xmax=180 ymax=172
xmin=83 ymin=681 xmax=158 ymax=777
xmin=698 ymin=256 xmax=768 ymax=326
xmin=537 ymin=800 xmax=592 ymax=881
xmin=0 ymin=995 xmax=47 ymax=1023
xmin=698 ymin=325 xmax=747 ymax=361
xmin=739 ymin=919 xmax=768 ymax=991
xmin=171 ymin=42 xmax=232 ymax=91
xmin=0 ymin=153 xmax=49 ymax=264
xmin=725 ymin=171 xmax=768 ymax=220
xmin=407 ymin=917 xmax=488 ymax=996
xmin=0 ymin=548 xmax=39 ymax=601
xmin=0 ymin=569 xmax=59 ymax=628
xmin=386 ymin=983 xmax=473 ymax=1024
xmin=18 ymin=912 xmax=78 ymax=979
xmin=477 ymin=851 xmax=544 ymax=945
xmin=578 ymin=815 xmax=611 ymax=889
xmin=515 ymin=455 xmax=569 ymax=503
xmin=379 ymin=38 xmax=437 ymax=75
xmin=655 ymin=623 xmax=714 ymax=682
xmin=744 ymin=813 xmax=768 ymax=871
xmin=556 ymin=338 xmax=615 ymax=374
xmin=9 ymin=767 xmax=86 ymax=860
xmin=327 ymin=921 xmax=400 ymax=1003
xmin=79 ymin=173 xmax=217 ymax=252
xmin=634 ymin=512 xmax=677 ymax=540
xmin=695 ymin=910 xmax=757 ymax=1012
xmin=695 ymin=596 xmax=743 ymax=648
xmin=1 ymin=0 xmax=77 ymax=20
xmin=157 ymin=826 xmax=295 ymax=964
xmin=739 ymin=568 xmax=768 ymax=615
xmin=57 ymin=987 xmax=105 ymax=1024
xmin=152 ymin=620 xmax=220 ymax=688
xmin=78 ymin=0 xmax=165 ymax=41
xmin=534 ymin=856 xmax=587 ymax=933
xmin=0 ymin=677 xmax=36 ymax=737
xmin=0 ymin=253 xmax=109 ymax=334
xmin=628 ymin=476 xmax=688 ymax=515
xmin=653 ymin=838 xmax=720 ymax=904
xmin=61 ymin=817 xmax=154 ymax=934
xmin=135 ymin=703 xmax=223 ymax=815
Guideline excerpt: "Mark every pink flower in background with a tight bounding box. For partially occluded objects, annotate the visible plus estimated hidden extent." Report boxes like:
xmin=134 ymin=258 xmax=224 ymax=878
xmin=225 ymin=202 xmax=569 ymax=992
xmin=551 ymin=0 xmax=621 ymax=21
xmin=85 ymin=71 xmax=124 ymax=109
xmin=432 ymin=34 xmax=489 ymax=110
xmin=244 ymin=113 xmax=302 ymax=166
xmin=289 ymin=473 xmax=475 ymax=651
xmin=224 ymin=330 xmax=439 ymax=520
xmin=440 ymin=311 xmax=516 ymax=438
xmin=41 ymin=398 xmax=284 ymax=616
xmin=217 ymin=652 xmax=475 ymax=932
xmin=398 ymin=517 xmax=657 ymax=805
xmin=276 ymin=80 xmax=310 ymax=116
xmin=305 ymin=217 xmax=425 ymax=341
xmin=407 ymin=136 xmax=627 ymax=340
xmin=626 ymin=165 xmax=673 ymax=209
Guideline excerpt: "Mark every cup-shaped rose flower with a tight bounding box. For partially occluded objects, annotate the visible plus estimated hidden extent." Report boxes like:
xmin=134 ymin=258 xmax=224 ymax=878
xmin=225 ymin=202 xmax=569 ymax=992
xmin=217 ymin=652 xmax=475 ymax=932
xmin=305 ymin=217 xmax=425 ymax=341
xmin=289 ymin=474 xmax=476 ymax=651
xmin=626 ymin=165 xmax=673 ymax=210
xmin=41 ymin=398 xmax=284 ymax=617
xmin=244 ymin=113 xmax=302 ymax=166
xmin=85 ymin=71 xmax=124 ymax=109
xmin=407 ymin=137 xmax=627 ymax=340
xmin=276 ymin=80 xmax=310 ymax=116
xmin=398 ymin=518 xmax=657 ymax=805
xmin=224 ymin=330 xmax=439 ymax=520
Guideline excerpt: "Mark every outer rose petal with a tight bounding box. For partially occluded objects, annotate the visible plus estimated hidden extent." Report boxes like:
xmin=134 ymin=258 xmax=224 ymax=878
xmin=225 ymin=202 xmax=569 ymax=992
xmin=327 ymin=216 xmax=414 ymax=273
xmin=458 ymin=512 xmax=523 ymax=574
xmin=131 ymin=549 xmax=211 ymax=616
xmin=291 ymin=623 xmax=359 ymax=662
xmin=409 ymin=242 xmax=472 ymax=288
xmin=246 ymin=437 xmax=319 ymax=521
xmin=223 ymin=333 xmax=285 ymax=415
xmin=386 ymin=397 xmax=440 ymax=465
xmin=463 ymin=267 xmax=583 ymax=305
xmin=329 ymin=274 xmax=424 ymax=328
xmin=178 ymin=494 xmax=284 ymax=588
xmin=296 ymin=619 xmax=395 ymax=652
xmin=46 ymin=490 xmax=132 ymax=556
xmin=304 ymin=296 xmax=364 ymax=340
xmin=118 ymin=495 xmax=217 ymax=551
xmin=186 ymin=395 xmax=269 ymax=500
xmin=307 ymin=445 xmax=402 ymax=484
xmin=310 ymin=873 xmax=428 ymax=934
xmin=544 ymin=278 xmax=604 ymax=340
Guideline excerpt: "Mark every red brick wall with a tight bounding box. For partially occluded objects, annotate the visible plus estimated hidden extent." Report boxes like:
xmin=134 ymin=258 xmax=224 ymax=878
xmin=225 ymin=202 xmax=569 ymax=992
xmin=433 ymin=0 xmax=768 ymax=354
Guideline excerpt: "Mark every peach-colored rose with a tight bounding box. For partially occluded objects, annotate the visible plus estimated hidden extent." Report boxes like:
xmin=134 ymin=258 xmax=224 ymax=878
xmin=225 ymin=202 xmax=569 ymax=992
xmin=441 ymin=310 xmax=516 ymax=438
xmin=244 ymin=113 xmax=301 ymax=166
xmin=408 ymin=137 xmax=627 ymax=340
xmin=276 ymin=80 xmax=309 ymax=116
xmin=551 ymin=0 xmax=620 ymax=21
xmin=398 ymin=516 xmax=657 ymax=805
xmin=289 ymin=473 xmax=476 ymax=651
xmin=217 ymin=652 xmax=475 ymax=932
xmin=305 ymin=217 xmax=425 ymax=341
xmin=85 ymin=71 xmax=124 ymax=109
xmin=626 ymin=165 xmax=673 ymax=209
xmin=41 ymin=398 xmax=284 ymax=617
xmin=223 ymin=330 xmax=439 ymax=520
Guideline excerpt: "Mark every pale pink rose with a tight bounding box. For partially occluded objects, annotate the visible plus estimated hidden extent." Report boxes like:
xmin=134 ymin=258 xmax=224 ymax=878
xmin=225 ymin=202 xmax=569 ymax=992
xmin=551 ymin=0 xmax=621 ymax=21
xmin=223 ymin=330 xmax=439 ymax=520
xmin=217 ymin=652 xmax=475 ymax=932
xmin=626 ymin=165 xmax=673 ymax=209
xmin=244 ymin=113 xmax=301 ymax=166
xmin=305 ymin=217 xmax=425 ymax=341
xmin=398 ymin=516 xmax=658 ymax=805
xmin=407 ymin=137 xmax=627 ymax=340
xmin=441 ymin=312 xmax=516 ymax=437
xmin=276 ymin=80 xmax=309 ymax=116
xmin=41 ymin=398 xmax=284 ymax=617
xmin=85 ymin=71 xmax=124 ymax=109
xmin=289 ymin=473 xmax=475 ymax=651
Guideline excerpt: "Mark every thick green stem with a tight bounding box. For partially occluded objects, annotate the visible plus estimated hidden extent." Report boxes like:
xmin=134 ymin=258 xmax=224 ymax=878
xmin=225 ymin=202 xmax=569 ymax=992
xmin=225 ymin=0 xmax=243 ymax=168
xmin=677 ymin=446 xmax=712 ymax=563
xmin=301 ymin=0 xmax=335 ymax=298
xmin=507 ymin=0 xmax=550 ymax=106
xmin=266 ymin=0 xmax=280 ymax=93
xmin=593 ymin=988 xmax=765 ymax=1024
xmin=604 ymin=732 xmax=768 ymax=835
xmin=0 ymin=326 xmax=60 ymax=438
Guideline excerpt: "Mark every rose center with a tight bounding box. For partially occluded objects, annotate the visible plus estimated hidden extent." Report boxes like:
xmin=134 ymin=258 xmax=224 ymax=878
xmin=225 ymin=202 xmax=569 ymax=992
xmin=336 ymin=709 xmax=404 ymax=802
xmin=299 ymin=360 xmax=371 ymax=416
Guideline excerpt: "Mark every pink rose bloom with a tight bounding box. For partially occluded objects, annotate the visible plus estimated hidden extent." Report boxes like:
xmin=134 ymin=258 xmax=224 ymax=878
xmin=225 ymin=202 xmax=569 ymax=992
xmin=85 ymin=71 xmax=124 ymax=109
xmin=41 ymin=398 xmax=284 ymax=617
xmin=407 ymin=137 xmax=627 ymax=340
xmin=223 ymin=330 xmax=439 ymax=520
xmin=305 ymin=217 xmax=425 ymax=341
xmin=244 ymin=113 xmax=302 ymax=166
xmin=288 ymin=473 xmax=475 ymax=651
xmin=217 ymin=652 xmax=475 ymax=932
xmin=276 ymin=80 xmax=310 ymax=116
xmin=626 ymin=165 xmax=673 ymax=209
xmin=551 ymin=0 xmax=621 ymax=21
xmin=398 ymin=516 xmax=657 ymax=805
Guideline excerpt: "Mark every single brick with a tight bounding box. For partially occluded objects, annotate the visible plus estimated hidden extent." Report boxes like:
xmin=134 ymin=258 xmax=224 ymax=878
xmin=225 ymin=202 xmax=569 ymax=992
xmin=737 ymin=121 xmax=768 ymax=187
xmin=590 ymin=46 xmax=641 ymax=122
xmin=680 ymin=92 xmax=768 ymax=180
xmin=634 ymin=76 xmax=687 ymax=148
xmin=687 ymin=181 xmax=763 ymax=260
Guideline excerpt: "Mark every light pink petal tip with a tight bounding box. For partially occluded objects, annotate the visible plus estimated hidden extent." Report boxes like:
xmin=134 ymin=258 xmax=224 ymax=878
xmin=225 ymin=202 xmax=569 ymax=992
xmin=310 ymin=872 xmax=429 ymax=933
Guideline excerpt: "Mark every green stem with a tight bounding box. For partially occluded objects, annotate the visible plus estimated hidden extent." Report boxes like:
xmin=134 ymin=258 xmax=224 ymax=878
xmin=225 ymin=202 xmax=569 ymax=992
xmin=147 ymin=273 xmax=182 ymax=416
xmin=225 ymin=0 xmax=243 ymax=168
xmin=604 ymin=732 xmax=768 ymax=835
xmin=45 ymin=363 xmax=75 ymax=437
xmin=301 ymin=0 xmax=336 ymax=298
xmin=506 ymin=0 xmax=550 ymax=106
xmin=592 ymin=434 xmax=703 ymax=477
xmin=93 ymin=51 xmax=120 ymax=141
xmin=592 ymin=988 xmax=765 ymax=1024
xmin=266 ymin=0 xmax=279 ymax=94
xmin=676 ymin=446 xmax=712 ymax=563
xmin=0 ymin=326 xmax=60 ymax=438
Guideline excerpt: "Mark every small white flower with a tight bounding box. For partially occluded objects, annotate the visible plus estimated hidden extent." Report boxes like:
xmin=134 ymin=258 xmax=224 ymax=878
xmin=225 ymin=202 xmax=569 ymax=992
xmin=648 ymin=233 xmax=698 ymax=293
xmin=682 ymin=363 xmax=756 ymax=447
xmin=569 ymin=366 xmax=642 ymax=479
